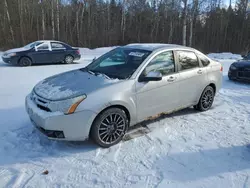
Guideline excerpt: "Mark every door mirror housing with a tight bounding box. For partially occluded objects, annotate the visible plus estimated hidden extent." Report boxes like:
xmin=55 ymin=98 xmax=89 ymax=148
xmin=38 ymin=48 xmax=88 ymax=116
xmin=139 ymin=71 xmax=163 ymax=82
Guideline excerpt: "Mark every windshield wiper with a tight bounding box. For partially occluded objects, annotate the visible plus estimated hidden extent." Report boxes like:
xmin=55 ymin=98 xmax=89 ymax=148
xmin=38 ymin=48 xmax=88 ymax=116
xmin=93 ymin=71 xmax=111 ymax=79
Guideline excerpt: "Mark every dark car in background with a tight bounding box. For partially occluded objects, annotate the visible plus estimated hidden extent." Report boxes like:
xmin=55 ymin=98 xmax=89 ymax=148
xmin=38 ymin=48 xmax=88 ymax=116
xmin=1 ymin=40 xmax=81 ymax=66
xmin=228 ymin=54 xmax=250 ymax=82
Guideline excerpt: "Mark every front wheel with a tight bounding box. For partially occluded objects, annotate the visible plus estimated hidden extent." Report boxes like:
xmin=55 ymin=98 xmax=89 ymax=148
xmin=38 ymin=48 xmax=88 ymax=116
xmin=195 ymin=86 xmax=215 ymax=111
xmin=64 ymin=55 xmax=74 ymax=64
xmin=19 ymin=57 xmax=32 ymax=66
xmin=90 ymin=108 xmax=128 ymax=148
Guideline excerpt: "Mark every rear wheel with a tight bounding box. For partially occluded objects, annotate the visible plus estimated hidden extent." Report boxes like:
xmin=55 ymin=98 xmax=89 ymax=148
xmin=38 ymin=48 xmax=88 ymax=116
xmin=64 ymin=55 xmax=74 ymax=64
xmin=19 ymin=57 xmax=32 ymax=66
xmin=195 ymin=86 xmax=215 ymax=111
xmin=90 ymin=108 xmax=128 ymax=148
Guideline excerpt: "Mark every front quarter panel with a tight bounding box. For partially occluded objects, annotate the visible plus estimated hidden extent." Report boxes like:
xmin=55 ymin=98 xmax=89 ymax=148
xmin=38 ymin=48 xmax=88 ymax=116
xmin=76 ymin=80 xmax=137 ymax=126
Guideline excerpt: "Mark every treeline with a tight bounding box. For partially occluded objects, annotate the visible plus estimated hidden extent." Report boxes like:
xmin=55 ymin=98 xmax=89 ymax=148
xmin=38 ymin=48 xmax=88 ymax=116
xmin=0 ymin=0 xmax=249 ymax=54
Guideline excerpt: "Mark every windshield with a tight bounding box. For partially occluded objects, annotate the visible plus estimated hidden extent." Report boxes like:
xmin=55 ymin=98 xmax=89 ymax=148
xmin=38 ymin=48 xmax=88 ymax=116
xmin=84 ymin=47 xmax=152 ymax=79
xmin=24 ymin=41 xmax=42 ymax=49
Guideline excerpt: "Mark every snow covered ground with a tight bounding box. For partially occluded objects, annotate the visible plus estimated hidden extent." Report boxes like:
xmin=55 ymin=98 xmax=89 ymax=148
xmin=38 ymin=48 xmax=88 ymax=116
xmin=0 ymin=50 xmax=250 ymax=188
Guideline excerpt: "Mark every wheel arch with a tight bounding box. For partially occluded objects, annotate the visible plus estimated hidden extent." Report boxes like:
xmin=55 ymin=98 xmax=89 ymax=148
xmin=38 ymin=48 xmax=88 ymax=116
xmin=18 ymin=55 xmax=33 ymax=64
xmin=89 ymin=104 xmax=131 ymax=137
xmin=208 ymin=83 xmax=216 ymax=94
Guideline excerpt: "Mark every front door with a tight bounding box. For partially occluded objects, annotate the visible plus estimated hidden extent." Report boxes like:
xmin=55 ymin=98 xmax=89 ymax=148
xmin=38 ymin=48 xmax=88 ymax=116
xmin=135 ymin=50 xmax=180 ymax=122
xmin=31 ymin=42 xmax=52 ymax=64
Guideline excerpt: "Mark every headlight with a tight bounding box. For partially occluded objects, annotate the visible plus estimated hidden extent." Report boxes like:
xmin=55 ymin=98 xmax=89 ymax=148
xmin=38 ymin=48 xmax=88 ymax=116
xmin=65 ymin=95 xmax=87 ymax=115
xmin=5 ymin=53 xmax=17 ymax=57
xmin=230 ymin=65 xmax=237 ymax=70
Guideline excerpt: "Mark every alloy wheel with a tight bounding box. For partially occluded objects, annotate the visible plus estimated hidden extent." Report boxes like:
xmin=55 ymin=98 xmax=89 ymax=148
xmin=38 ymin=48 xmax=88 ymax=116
xmin=98 ymin=113 xmax=126 ymax=144
xmin=201 ymin=89 xmax=213 ymax=109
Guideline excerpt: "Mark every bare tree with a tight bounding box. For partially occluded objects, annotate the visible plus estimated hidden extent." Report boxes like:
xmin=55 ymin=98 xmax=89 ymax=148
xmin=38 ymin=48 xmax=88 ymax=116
xmin=182 ymin=0 xmax=188 ymax=46
xmin=4 ymin=0 xmax=15 ymax=44
xmin=56 ymin=0 xmax=60 ymax=40
xmin=51 ymin=0 xmax=55 ymax=39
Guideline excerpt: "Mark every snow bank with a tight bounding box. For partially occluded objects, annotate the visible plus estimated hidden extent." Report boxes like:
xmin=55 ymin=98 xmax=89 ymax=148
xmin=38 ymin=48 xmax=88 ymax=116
xmin=77 ymin=46 xmax=117 ymax=62
xmin=207 ymin=52 xmax=242 ymax=61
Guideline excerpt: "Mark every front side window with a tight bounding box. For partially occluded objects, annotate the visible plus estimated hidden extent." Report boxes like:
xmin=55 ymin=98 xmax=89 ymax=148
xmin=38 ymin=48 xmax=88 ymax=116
xmin=51 ymin=42 xmax=65 ymax=49
xmin=24 ymin=41 xmax=42 ymax=49
xmin=142 ymin=51 xmax=175 ymax=76
xmin=84 ymin=48 xmax=152 ymax=79
xmin=37 ymin=43 xmax=49 ymax=50
xmin=177 ymin=51 xmax=199 ymax=71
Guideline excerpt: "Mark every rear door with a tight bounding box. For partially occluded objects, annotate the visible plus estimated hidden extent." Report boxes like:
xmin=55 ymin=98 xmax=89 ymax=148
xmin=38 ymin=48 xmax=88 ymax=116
xmin=175 ymin=50 xmax=208 ymax=107
xmin=135 ymin=50 xmax=181 ymax=121
xmin=50 ymin=42 xmax=67 ymax=62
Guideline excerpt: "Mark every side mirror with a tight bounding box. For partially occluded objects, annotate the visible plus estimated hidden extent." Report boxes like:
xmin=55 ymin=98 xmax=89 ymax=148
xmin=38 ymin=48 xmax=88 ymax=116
xmin=139 ymin=71 xmax=162 ymax=82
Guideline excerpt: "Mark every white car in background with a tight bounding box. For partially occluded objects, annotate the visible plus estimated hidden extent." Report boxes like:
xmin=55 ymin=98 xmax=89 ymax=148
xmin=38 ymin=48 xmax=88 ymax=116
xmin=25 ymin=43 xmax=223 ymax=147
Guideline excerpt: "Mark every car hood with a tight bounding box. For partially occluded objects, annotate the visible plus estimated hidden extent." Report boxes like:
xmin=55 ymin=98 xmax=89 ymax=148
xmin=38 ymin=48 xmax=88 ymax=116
xmin=4 ymin=47 xmax=29 ymax=54
xmin=34 ymin=69 xmax=122 ymax=101
xmin=233 ymin=60 xmax=250 ymax=68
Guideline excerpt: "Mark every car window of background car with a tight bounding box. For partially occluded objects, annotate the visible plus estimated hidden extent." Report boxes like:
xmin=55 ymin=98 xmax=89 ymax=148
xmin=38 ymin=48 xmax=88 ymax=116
xmin=24 ymin=41 xmax=42 ymax=49
xmin=143 ymin=51 xmax=175 ymax=76
xmin=197 ymin=53 xmax=210 ymax=66
xmin=51 ymin=42 xmax=65 ymax=49
xmin=177 ymin=51 xmax=199 ymax=71
xmin=37 ymin=43 xmax=49 ymax=50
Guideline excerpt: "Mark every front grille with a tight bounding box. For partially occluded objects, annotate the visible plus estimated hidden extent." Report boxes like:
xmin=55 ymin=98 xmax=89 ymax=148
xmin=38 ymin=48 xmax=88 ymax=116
xmin=37 ymin=104 xmax=51 ymax=112
xmin=238 ymin=71 xmax=250 ymax=78
xmin=32 ymin=93 xmax=52 ymax=112
xmin=38 ymin=98 xmax=46 ymax=104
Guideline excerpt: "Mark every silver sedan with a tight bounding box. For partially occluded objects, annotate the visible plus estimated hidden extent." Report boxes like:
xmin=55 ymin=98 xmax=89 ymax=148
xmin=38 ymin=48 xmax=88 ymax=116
xmin=25 ymin=43 xmax=223 ymax=147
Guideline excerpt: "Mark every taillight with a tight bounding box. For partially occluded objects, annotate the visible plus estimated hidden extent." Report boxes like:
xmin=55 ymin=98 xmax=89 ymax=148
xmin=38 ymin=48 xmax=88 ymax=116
xmin=76 ymin=50 xmax=80 ymax=55
xmin=220 ymin=65 xmax=223 ymax=72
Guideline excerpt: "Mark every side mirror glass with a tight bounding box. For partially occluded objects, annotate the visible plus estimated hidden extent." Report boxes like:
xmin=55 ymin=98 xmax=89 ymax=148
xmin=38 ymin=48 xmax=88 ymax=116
xmin=139 ymin=70 xmax=162 ymax=82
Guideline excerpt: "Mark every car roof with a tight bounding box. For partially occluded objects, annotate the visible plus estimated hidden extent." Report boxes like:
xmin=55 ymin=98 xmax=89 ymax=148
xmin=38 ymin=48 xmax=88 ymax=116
xmin=36 ymin=40 xmax=64 ymax=43
xmin=124 ymin=43 xmax=195 ymax=51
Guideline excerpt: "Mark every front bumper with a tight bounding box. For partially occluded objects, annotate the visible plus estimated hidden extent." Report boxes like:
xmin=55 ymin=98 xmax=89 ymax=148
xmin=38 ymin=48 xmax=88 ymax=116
xmin=25 ymin=94 xmax=97 ymax=141
xmin=228 ymin=69 xmax=250 ymax=82
xmin=2 ymin=56 xmax=19 ymax=65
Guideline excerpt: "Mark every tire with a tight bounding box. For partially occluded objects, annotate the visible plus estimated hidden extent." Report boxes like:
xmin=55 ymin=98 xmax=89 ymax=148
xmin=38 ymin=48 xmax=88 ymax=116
xmin=64 ymin=55 xmax=74 ymax=64
xmin=228 ymin=75 xmax=233 ymax=81
xmin=195 ymin=86 xmax=215 ymax=112
xmin=19 ymin=57 xmax=32 ymax=67
xmin=90 ymin=108 xmax=129 ymax=148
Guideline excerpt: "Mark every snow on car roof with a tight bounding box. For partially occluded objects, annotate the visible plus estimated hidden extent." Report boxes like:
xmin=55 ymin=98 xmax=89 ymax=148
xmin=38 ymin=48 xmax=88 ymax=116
xmin=36 ymin=40 xmax=63 ymax=43
xmin=124 ymin=43 xmax=194 ymax=51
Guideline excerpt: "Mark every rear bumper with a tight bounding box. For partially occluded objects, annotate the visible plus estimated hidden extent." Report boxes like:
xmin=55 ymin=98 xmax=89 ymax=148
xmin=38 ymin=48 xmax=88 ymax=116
xmin=228 ymin=70 xmax=250 ymax=82
xmin=25 ymin=94 xmax=97 ymax=141
xmin=74 ymin=55 xmax=81 ymax=60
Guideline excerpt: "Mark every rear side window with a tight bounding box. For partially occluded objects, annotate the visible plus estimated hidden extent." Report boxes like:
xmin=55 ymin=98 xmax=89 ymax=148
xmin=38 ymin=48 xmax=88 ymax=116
xmin=197 ymin=53 xmax=210 ymax=66
xmin=177 ymin=51 xmax=199 ymax=71
xmin=51 ymin=42 xmax=65 ymax=49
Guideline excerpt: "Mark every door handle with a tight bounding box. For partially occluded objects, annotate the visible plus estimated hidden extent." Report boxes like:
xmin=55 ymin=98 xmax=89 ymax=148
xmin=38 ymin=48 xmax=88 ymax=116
xmin=197 ymin=70 xmax=203 ymax=74
xmin=167 ymin=76 xmax=176 ymax=82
